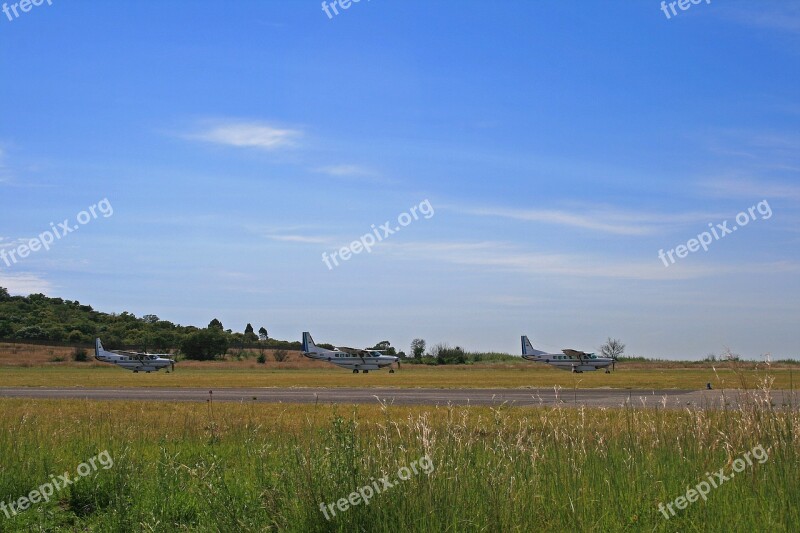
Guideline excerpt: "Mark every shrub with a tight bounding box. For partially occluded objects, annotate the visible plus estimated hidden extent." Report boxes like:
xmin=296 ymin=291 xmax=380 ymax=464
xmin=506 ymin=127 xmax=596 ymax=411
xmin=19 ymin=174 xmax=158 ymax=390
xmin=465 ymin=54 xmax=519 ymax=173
xmin=180 ymin=328 xmax=229 ymax=360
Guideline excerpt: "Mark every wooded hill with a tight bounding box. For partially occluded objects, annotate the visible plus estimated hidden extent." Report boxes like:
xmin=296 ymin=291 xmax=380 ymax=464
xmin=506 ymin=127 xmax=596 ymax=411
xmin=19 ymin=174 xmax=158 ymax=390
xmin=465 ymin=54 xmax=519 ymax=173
xmin=0 ymin=287 xmax=301 ymax=357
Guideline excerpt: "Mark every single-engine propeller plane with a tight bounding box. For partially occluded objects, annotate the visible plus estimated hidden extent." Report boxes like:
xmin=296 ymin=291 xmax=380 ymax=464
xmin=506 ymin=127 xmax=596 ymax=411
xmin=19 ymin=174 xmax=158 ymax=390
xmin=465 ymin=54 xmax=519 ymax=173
xmin=94 ymin=338 xmax=176 ymax=373
xmin=302 ymin=332 xmax=399 ymax=373
xmin=521 ymin=335 xmax=616 ymax=373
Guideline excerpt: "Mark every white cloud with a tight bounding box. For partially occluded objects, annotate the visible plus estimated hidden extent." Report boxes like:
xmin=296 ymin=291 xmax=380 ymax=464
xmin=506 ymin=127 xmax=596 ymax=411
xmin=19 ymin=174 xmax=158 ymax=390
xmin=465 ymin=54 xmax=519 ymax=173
xmin=702 ymin=178 xmax=800 ymax=201
xmin=246 ymin=224 xmax=331 ymax=245
xmin=314 ymin=164 xmax=374 ymax=177
xmin=381 ymin=240 xmax=799 ymax=281
xmin=457 ymin=206 xmax=717 ymax=236
xmin=266 ymin=234 xmax=329 ymax=244
xmin=187 ymin=121 xmax=301 ymax=150
xmin=725 ymin=2 xmax=800 ymax=33
xmin=0 ymin=237 xmax=27 ymax=251
xmin=0 ymin=147 xmax=8 ymax=183
xmin=312 ymin=164 xmax=391 ymax=184
xmin=0 ymin=273 xmax=52 ymax=295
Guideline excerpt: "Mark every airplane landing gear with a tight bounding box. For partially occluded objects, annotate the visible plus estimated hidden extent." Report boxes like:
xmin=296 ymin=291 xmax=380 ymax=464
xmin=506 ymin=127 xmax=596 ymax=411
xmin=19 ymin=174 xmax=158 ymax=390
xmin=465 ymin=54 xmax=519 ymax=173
xmin=389 ymin=369 xmax=395 ymax=373
xmin=133 ymin=370 xmax=138 ymax=373
xmin=605 ymin=369 xmax=611 ymax=374
xmin=353 ymin=369 xmax=359 ymax=374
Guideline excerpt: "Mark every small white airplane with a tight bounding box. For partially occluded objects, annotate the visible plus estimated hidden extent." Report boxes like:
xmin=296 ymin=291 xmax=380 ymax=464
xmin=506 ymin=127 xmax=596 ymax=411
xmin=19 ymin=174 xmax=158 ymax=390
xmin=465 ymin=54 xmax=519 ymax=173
xmin=521 ymin=335 xmax=616 ymax=373
xmin=94 ymin=338 xmax=176 ymax=373
xmin=302 ymin=332 xmax=399 ymax=373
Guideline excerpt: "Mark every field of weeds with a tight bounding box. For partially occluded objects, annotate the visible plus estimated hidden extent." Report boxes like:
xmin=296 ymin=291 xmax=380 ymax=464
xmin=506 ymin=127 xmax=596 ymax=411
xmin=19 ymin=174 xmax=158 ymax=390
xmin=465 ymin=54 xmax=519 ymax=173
xmin=0 ymin=385 xmax=797 ymax=531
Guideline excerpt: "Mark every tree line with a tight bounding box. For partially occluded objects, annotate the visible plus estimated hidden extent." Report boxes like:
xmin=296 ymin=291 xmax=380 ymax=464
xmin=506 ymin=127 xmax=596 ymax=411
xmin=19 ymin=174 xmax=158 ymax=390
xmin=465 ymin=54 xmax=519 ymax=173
xmin=0 ymin=288 xmax=300 ymax=360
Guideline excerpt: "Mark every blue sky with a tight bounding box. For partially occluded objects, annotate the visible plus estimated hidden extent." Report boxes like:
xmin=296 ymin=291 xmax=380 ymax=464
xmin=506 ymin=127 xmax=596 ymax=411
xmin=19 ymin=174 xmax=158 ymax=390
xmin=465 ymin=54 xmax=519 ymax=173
xmin=2 ymin=0 xmax=799 ymax=358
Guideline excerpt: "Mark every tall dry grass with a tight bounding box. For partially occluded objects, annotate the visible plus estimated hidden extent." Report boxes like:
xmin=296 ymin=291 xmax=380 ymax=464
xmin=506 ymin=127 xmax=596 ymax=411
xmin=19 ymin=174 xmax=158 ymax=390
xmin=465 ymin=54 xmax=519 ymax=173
xmin=0 ymin=380 xmax=796 ymax=531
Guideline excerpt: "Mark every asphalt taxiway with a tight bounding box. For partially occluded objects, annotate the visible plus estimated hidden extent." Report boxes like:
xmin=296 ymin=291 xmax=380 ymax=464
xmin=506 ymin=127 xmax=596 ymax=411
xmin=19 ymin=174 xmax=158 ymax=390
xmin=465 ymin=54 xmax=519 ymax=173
xmin=0 ymin=387 xmax=794 ymax=409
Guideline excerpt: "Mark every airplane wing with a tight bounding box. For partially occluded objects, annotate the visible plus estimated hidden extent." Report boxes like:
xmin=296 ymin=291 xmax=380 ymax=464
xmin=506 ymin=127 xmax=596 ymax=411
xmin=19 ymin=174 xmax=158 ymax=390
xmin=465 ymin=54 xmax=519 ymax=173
xmin=562 ymin=349 xmax=588 ymax=358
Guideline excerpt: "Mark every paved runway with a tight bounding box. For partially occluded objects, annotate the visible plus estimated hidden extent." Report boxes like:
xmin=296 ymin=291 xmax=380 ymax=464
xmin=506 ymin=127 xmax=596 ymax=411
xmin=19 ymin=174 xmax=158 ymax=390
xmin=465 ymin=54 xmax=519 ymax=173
xmin=0 ymin=387 xmax=795 ymax=408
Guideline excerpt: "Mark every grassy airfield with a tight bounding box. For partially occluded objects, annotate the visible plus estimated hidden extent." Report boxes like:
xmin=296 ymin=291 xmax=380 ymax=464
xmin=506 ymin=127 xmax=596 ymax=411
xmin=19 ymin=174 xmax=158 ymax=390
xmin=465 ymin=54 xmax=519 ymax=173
xmin=0 ymin=342 xmax=798 ymax=390
xmin=1 ymin=343 xmax=797 ymax=531
xmin=0 ymin=396 xmax=797 ymax=531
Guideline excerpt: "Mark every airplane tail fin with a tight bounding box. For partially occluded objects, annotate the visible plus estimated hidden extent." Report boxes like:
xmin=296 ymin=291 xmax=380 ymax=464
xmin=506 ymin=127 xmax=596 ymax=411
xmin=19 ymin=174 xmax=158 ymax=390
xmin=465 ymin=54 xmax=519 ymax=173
xmin=95 ymin=338 xmax=105 ymax=359
xmin=521 ymin=335 xmax=547 ymax=357
xmin=302 ymin=332 xmax=317 ymax=353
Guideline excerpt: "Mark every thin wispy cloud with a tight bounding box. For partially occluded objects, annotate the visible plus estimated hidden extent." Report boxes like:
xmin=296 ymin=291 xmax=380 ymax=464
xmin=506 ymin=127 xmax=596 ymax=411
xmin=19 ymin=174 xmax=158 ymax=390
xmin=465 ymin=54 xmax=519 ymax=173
xmin=246 ymin=224 xmax=332 ymax=245
xmin=702 ymin=129 xmax=800 ymax=165
xmin=382 ymin=241 xmax=799 ymax=281
xmin=702 ymin=178 xmax=800 ymax=201
xmin=312 ymin=164 xmax=391 ymax=184
xmin=315 ymin=164 xmax=374 ymax=177
xmin=186 ymin=121 xmax=302 ymax=150
xmin=0 ymin=273 xmax=52 ymax=295
xmin=725 ymin=1 xmax=800 ymax=33
xmin=0 ymin=147 xmax=9 ymax=183
xmin=266 ymin=234 xmax=330 ymax=244
xmin=456 ymin=206 xmax=718 ymax=236
xmin=0 ymin=237 xmax=27 ymax=251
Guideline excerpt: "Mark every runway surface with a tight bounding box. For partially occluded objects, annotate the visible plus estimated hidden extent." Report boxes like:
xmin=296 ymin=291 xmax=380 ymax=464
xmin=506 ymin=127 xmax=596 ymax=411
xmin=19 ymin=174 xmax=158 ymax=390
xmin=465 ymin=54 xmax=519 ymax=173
xmin=0 ymin=387 xmax=795 ymax=408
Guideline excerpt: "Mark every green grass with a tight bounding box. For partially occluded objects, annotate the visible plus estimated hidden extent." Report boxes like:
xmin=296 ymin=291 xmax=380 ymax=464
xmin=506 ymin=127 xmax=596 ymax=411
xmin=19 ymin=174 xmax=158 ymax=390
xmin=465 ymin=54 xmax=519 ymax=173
xmin=1 ymin=364 xmax=798 ymax=390
xmin=0 ymin=392 xmax=797 ymax=531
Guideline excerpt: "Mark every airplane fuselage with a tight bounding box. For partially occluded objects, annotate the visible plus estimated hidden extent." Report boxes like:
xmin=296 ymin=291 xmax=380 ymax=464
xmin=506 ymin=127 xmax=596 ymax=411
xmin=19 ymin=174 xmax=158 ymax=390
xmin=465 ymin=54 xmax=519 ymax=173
xmin=521 ymin=335 xmax=615 ymax=373
xmin=302 ymin=332 xmax=398 ymax=372
xmin=95 ymin=339 xmax=174 ymax=373
xmin=521 ymin=352 xmax=613 ymax=372
xmin=304 ymin=348 xmax=397 ymax=371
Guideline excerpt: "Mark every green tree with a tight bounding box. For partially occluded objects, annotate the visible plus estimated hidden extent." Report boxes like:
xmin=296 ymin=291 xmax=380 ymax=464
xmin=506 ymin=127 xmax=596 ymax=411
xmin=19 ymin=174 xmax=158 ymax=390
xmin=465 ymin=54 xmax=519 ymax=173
xmin=411 ymin=338 xmax=426 ymax=358
xmin=372 ymin=340 xmax=396 ymax=355
xmin=208 ymin=318 xmax=224 ymax=330
xmin=66 ymin=330 xmax=91 ymax=344
xmin=258 ymin=327 xmax=268 ymax=341
xmin=181 ymin=329 xmax=229 ymax=360
xmin=244 ymin=323 xmax=258 ymax=342
xmin=434 ymin=343 xmax=465 ymax=365
xmin=15 ymin=326 xmax=47 ymax=340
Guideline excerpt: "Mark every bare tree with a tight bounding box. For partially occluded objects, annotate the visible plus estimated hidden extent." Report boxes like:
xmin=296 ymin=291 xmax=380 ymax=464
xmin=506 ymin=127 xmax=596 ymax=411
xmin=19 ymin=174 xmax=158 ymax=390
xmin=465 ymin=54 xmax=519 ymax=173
xmin=600 ymin=338 xmax=625 ymax=359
